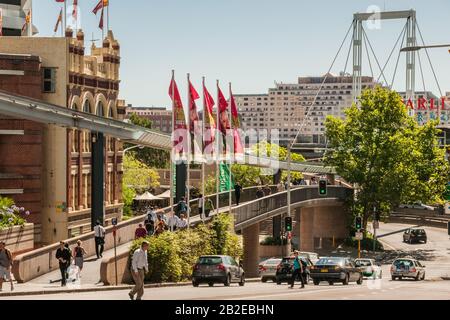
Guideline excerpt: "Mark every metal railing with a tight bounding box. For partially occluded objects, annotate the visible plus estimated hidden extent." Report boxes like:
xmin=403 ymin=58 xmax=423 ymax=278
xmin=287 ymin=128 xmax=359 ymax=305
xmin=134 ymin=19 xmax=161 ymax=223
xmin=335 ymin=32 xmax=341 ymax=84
xmin=232 ymin=186 xmax=352 ymax=229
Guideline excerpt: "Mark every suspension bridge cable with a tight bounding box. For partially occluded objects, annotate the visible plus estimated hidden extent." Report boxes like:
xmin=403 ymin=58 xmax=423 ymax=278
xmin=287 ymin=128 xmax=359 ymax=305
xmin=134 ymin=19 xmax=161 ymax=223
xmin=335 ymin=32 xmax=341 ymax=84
xmin=376 ymin=22 xmax=408 ymax=84
xmin=290 ymin=20 xmax=355 ymax=148
xmin=343 ymin=31 xmax=353 ymax=75
xmin=416 ymin=21 xmax=443 ymax=97
xmin=390 ymin=24 xmax=408 ymax=89
xmin=362 ymin=28 xmax=390 ymax=86
xmin=417 ymin=50 xmax=427 ymax=93
xmin=363 ymin=32 xmax=374 ymax=79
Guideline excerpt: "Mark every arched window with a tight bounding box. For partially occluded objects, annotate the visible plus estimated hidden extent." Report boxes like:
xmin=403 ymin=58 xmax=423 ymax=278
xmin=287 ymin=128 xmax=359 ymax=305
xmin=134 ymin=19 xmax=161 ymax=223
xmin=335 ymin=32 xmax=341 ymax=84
xmin=96 ymin=102 xmax=104 ymax=117
xmin=108 ymin=106 xmax=114 ymax=119
xmin=83 ymin=100 xmax=90 ymax=113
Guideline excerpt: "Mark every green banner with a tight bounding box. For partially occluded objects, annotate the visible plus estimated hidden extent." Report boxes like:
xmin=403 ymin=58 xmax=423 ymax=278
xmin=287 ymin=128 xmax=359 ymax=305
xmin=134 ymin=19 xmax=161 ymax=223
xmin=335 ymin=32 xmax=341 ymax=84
xmin=219 ymin=163 xmax=234 ymax=192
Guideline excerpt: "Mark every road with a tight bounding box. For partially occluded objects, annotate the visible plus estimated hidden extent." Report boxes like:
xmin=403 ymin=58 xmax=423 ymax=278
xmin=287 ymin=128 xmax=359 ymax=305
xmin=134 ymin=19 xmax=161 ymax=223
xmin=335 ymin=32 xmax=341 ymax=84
xmin=1 ymin=278 xmax=449 ymax=300
xmin=2 ymin=221 xmax=449 ymax=300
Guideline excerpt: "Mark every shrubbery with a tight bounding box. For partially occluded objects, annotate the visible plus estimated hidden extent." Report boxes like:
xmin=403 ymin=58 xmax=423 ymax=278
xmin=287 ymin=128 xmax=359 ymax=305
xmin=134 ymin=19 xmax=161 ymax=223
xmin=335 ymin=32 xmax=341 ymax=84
xmin=0 ymin=196 xmax=29 ymax=230
xmin=130 ymin=213 xmax=243 ymax=283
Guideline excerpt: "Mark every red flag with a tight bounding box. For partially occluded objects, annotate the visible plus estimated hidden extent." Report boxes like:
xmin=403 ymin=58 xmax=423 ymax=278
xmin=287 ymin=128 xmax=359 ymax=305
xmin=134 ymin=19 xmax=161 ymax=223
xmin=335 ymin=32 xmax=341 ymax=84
xmin=93 ymin=0 xmax=104 ymax=15
xmin=218 ymin=87 xmax=230 ymax=134
xmin=55 ymin=0 xmax=65 ymax=2
xmin=98 ymin=8 xmax=104 ymax=30
xmin=169 ymin=77 xmax=187 ymax=154
xmin=189 ymin=81 xmax=200 ymax=132
xmin=230 ymin=91 xmax=244 ymax=155
xmin=72 ymin=0 xmax=78 ymax=20
xmin=203 ymin=85 xmax=216 ymax=150
xmin=54 ymin=8 xmax=63 ymax=33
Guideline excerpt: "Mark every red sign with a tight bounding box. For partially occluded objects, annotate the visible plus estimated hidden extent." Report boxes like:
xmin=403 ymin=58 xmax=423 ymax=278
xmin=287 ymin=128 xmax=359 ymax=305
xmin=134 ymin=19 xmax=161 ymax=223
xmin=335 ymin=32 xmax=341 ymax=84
xmin=403 ymin=97 xmax=448 ymax=110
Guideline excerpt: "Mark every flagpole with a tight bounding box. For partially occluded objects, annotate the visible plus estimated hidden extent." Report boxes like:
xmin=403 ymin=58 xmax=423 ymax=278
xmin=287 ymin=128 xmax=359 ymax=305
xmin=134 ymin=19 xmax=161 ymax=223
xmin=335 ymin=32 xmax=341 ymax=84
xmin=28 ymin=9 xmax=32 ymax=37
xmin=60 ymin=8 xmax=64 ymax=37
xmin=64 ymin=0 xmax=67 ymax=34
xmin=228 ymin=82 xmax=233 ymax=214
xmin=186 ymin=73 xmax=191 ymax=228
xmin=170 ymin=70 xmax=175 ymax=232
xmin=216 ymin=80 xmax=220 ymax=216
xmin=201 ymin=77 xmax=206 ymax=223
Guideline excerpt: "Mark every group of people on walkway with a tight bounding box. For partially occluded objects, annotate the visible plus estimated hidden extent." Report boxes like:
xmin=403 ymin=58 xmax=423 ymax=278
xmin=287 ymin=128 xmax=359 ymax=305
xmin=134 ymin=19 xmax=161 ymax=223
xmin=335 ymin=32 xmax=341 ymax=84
xmin=55 ymin=240 xmax=87 ymax=286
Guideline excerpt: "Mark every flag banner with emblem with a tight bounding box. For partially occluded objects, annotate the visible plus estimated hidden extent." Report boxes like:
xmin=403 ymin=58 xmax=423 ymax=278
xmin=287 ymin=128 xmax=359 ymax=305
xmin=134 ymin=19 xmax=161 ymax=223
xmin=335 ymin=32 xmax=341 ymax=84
xmin=93 ymin=0 xmax=104 ymax=14
xmin=72 ymin=0 xmax=78 ymax=19
xmin=219 ymin=163 xmax=234 ymax=192
xmin=217 ymin=86 xmax=231 ymax=158
xmin=169 ymin=78 xmax=187 ymax=157
xmin=203 ymin=84 xmax=216 ymax=158
xmin=230 ymin=89 xmax=244 ymax=159
xmin=189 ymin=81 xmax=203 ymax=163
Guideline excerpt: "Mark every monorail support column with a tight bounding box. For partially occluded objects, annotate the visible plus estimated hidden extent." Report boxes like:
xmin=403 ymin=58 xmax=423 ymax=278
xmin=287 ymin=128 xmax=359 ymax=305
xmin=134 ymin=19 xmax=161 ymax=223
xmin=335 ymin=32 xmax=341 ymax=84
xmin=299 ymin=207 xmax=314 ymax=252
xmin=243 ymin=223 xmax=260 ymax=278
xmin=91 ymin=132 xmax=105 ymax=229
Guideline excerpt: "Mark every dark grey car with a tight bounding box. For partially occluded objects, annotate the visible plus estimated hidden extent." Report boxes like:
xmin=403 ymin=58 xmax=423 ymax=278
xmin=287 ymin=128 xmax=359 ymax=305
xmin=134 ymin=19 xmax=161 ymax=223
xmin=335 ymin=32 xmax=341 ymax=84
xmin=192 ymin=255 xmax=245 ymax=287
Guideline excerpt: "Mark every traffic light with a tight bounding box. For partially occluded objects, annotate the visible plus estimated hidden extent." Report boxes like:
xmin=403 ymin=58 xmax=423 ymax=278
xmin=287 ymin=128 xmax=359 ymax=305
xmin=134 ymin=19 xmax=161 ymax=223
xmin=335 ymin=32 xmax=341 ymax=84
xmin=355 ymin=216 xmax=362 ymax=230
xmin=319 ymin=179 xmax=327 ymax=196
xmin=285 ymin=217 xmax=293 ymax=232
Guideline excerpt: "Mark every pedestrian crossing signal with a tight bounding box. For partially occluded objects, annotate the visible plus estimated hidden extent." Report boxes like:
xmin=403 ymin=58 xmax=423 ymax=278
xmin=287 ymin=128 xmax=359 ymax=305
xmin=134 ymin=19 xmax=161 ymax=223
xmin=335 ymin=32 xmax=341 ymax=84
xmin=319 ymin=180 xmax=327 ymax=196
xmin=355 ymin=216 xmax=362 ymax=230
xmin=285 ymin=217 xmax=293 ymax=232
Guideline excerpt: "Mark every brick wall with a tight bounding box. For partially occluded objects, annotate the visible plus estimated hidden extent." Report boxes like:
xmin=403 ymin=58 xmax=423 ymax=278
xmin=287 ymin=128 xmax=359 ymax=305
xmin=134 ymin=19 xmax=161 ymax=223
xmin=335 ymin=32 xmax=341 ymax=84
xmin=0 ymin=54 xmax=43 ymax=230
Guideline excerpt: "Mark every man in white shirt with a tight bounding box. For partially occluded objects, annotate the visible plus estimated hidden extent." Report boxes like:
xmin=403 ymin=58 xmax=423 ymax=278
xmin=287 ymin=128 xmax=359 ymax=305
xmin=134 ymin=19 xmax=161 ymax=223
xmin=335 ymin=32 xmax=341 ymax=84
xmin=93 ymin=220 xmax=106 ymax=259
xmin=129 ymin=241 xmax=149 ymax=300
xmin=168 ymin=213 xmax=180 ymax=231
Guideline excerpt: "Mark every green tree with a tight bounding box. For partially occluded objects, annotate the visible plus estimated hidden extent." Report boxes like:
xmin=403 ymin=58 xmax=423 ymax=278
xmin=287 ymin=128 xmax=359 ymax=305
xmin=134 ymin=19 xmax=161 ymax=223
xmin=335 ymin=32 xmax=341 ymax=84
xmin=325 ymin=87 xmax=450 ymax=230
xmin=125 ymin=113 xmax=170 ymax=169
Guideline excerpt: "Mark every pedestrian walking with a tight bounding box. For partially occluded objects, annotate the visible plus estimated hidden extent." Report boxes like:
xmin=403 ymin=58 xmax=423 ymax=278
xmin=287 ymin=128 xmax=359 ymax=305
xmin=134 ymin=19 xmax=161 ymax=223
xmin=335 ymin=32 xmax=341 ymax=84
xmin=154 ymin=215 xmax=166 ymax=236
xmin=56 ymin=241 xmax=72 ymax=287
xmin=234 ymin=183 xmax=243 ymax=206
xmin=129 ymin=241 xmax=149 ymax=300
xmin=72 ymin=240 xmax=86 ymax=279
xmin=204 ymin=198 xmax=214 ymax=218
xmin=135 ymin=223 xmax=148 ymax=239
xmin=0 ymin=241 xmax=14 ymax=292
xmin=277 ymin=182 xmax=284 ymax=193
xmin=197 ymin=194 xmax=203 ymax=218
xmin=145 ymin=219 xmax=154 ymax=236
xmin=94 ymin=220 xmax=106 ymax=259
xmin=176 ymin=197 xmax=187 ymax=217
xmin=147 ymin=206 xmax=157 ymax=224
xmin=290 ymin=251 xmax=305 ymax=289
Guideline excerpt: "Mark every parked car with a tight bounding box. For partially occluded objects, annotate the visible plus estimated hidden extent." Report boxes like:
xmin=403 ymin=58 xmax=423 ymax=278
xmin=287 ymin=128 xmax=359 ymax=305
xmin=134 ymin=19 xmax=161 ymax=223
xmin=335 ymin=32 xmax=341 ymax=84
xmin=403 ymin=229 xmax=427 ymax=244
xmin=258 ymin=258 xmax=282 ymax=283
xmin=275 ymin=256 xmax=313 ymax=285
xmin=310 ymin=257 xmax=363 ymax=286
xmin=298 ymin=252 xmax=320 ymax=264
xmin=355 ymin=258 xmax=382 ymax=279
xmin=391 ymin=258 xmax=426 ymax=281
xmin=192 ymin=255 xmax=245 ymax=287
xmin=399 ymin=202 xmax=435 ymax=211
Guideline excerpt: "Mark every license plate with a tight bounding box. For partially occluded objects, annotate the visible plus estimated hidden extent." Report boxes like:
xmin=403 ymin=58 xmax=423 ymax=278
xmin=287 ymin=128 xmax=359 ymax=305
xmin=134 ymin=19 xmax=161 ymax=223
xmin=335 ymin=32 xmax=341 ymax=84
xmin=321 ymin=269 xmax=328 ymax=273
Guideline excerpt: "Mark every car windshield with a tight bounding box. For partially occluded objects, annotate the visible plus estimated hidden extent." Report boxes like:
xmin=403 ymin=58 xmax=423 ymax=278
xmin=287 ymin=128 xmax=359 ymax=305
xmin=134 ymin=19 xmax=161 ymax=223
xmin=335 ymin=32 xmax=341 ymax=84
xmin=198 ymin=257 xmax=222 ymax=265
xmin=355 ymin=260 xmax=372 ymax=267
xmin=316 ymin=257 xmax=344 ymax=266
xmin=394 ymin=260 xmax=414 ymax=268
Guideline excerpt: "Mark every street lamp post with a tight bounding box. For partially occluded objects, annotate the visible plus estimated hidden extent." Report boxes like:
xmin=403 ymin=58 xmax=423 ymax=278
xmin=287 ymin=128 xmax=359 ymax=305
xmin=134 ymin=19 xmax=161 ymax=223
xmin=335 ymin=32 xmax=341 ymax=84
xmin=123 ymin=144 xmax=144 ymax=155
xmin=400 ymin=44 xmax=450 ymax=52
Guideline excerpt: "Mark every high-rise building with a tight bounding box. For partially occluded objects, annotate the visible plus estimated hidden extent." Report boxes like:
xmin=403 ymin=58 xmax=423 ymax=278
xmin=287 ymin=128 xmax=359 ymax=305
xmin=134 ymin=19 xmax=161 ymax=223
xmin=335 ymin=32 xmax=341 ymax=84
xmin=125 ymin=106 xmax=172 ymax=134
xmin=0 ymin=29 xmax=124 ymax=244
xmin=0 ymin=0 xmax=35 ymax=36
xmin=234 ymin=73 xmax=377 ymax=145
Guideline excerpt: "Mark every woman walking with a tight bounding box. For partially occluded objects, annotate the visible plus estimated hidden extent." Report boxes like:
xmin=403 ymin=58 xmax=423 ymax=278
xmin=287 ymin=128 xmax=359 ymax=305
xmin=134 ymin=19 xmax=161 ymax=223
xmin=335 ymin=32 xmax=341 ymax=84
xmin=72 ymin=240 xmax=87 ymax=279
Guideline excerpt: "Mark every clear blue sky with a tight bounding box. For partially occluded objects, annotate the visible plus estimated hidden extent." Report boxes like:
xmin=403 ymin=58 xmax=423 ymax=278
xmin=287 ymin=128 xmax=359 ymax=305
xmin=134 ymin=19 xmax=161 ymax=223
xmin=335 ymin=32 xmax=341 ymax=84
xmin=33 ymin=0 xmax=450 ymax=108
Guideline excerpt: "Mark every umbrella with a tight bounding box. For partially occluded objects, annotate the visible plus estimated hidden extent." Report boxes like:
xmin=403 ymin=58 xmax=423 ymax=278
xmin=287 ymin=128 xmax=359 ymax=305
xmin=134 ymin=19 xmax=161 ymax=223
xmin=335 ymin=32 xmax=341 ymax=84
xmin=157 ymin=190 xmax=171 ymax=199
xmin=134 ymin=191 xmax=162 ymax=201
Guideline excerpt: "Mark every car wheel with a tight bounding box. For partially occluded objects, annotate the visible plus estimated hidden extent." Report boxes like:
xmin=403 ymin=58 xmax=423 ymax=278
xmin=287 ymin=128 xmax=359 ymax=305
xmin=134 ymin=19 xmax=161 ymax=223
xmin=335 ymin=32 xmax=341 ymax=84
xmin=415 ymin=273 xmax=420 ymax=281
xmin=261 ymin=277 xmax=267 ymax=283
xmin=239 ymin=275 xmax=245 ymax=287
xmin=391 ymin=276 xmax=396 ymax=281
xmin=424 ymin=240 xmax=427 ymax=244
xmin=224 ymin=274 xmax=231 ymax=287
xmin=343 ymin=274 xmax=349 ymax=285
xmin=208 ymin=282 xmax=214 ymax=287
xmin=421 ymin=272 xmax=425 ymax=281
xmin=357 ymin=274 xmax=363 ymax=285
xmin=398 ymin=276 xmax=403 ymax=281
xmin=313 ymin=279 xmax=320 ymax=286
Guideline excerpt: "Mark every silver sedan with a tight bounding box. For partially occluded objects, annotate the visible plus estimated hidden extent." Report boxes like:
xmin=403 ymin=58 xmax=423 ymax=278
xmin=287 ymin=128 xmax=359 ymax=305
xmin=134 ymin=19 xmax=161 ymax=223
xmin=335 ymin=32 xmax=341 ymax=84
xmin=258 ymin=258 xmax=282 ymax=283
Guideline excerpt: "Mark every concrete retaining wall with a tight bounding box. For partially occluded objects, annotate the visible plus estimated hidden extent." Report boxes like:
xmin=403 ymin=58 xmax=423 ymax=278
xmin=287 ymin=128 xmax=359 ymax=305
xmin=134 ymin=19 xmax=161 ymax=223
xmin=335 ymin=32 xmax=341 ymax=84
xmin=0 ymin=223 xmax=34 ymax=254
xmin=100 ymin=249 xmax=133 ymax=286
xmin=12 ymin=215 xmax=146 ymax=283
